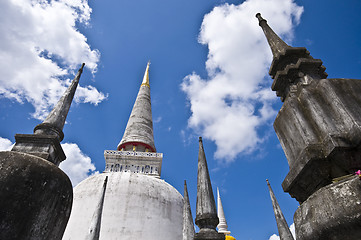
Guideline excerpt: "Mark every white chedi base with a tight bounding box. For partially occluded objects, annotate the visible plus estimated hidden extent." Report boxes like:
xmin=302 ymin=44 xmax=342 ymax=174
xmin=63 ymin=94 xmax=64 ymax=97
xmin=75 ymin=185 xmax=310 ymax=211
xmin=62 ymin=172 xmax=183 ymax=240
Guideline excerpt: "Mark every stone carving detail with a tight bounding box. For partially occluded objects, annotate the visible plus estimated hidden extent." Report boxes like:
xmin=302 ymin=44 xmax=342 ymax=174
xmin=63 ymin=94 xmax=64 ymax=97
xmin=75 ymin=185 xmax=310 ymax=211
xmin=103 ymin=150 xmax=163 ymax=176
xmin=104 ymin=163 xmax=159 ymax=175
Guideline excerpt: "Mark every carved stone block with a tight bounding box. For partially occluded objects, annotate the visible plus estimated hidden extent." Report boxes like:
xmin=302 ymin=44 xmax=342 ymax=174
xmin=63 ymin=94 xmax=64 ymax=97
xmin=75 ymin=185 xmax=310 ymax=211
xmin=294 ymin=176 xmax=361 ymax=240
xmin=274 ymin=78 xmax=361 ymax=202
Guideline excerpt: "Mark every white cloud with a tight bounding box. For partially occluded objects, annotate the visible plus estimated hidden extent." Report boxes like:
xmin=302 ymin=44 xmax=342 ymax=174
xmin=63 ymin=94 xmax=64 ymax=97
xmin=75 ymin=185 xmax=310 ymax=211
xmin=181 ymin=0 xmax=303 ymax=162
xmin=154 ymin=116 xmax=162 ymax=123
xmin=60 ymin=143 xmax=98 ymax=187
xmin=0 ymin=137 xmax=13 ymax=151
xmin=269 ymin=223 xmax=296 ymax=240
xmin=269 ymin=234 xmax=279 ymax=240
xmin=0 ymin=0 xmax=106 ymax=120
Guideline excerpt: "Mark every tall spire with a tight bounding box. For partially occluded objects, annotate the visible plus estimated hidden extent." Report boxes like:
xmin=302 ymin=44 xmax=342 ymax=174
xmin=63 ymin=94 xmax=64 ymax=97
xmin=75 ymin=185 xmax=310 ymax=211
xmin=86 ymin=176 xmax=108 ymax=240
xmin=117 ymin=61 xmax=156 ymax=152
xmin=104 ymin=62 xmax=162 ymax=177
xmin=256 ymin=13 xmax=290 ymax=58
xmin=217 ymin=188 xmax=230 ymax=235
xmin=266 ymin=180 xmax=294 ymax=240
xmin=34 ymin=63 xmax=85 ymax=141
xmin=256 ymin=13 xmax=327 ymax=102
xmin=12 ymin=63 xmax=85 ymax=165
xmin=183 ymin=180 xmax=195 ymax=240
xmin=194 ymin=137 xmax=224 ymax=240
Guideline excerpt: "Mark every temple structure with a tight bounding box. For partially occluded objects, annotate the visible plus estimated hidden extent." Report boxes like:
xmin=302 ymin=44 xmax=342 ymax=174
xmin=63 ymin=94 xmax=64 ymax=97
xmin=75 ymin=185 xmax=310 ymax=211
xmin=5 ymin=10 xmax=361 ymax=240
xmin=257 ymin=13 xmax=361 ymax=240
xmin=0 ymin=64 xmax=85 ymax=240
xmin=62 ymin=62 xmax=184 ymax=240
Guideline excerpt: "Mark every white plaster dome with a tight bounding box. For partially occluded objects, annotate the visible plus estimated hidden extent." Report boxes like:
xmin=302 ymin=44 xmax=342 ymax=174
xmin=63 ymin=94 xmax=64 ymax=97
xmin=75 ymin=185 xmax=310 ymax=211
xmin=62 ymin=172 xmax=183 ymax=240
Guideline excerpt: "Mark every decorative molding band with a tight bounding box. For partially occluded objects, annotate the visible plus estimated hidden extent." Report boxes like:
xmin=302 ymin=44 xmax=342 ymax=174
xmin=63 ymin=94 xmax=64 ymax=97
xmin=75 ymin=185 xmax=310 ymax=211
xmin=104 ymin=150 xmax=163 ymax=158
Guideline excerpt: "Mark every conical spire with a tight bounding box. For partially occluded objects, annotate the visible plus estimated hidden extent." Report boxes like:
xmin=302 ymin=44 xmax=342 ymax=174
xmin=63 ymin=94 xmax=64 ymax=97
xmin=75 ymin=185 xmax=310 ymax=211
xmin=217 ymin=188 xmax=230 ymax=235
xmin=34 ymin=63 xmax=85 ymax=141
xmin=195 ymin=137 xmax=218 ymax=226
xmin=256 ymin=13 xmax=290 ymax=58
xmin=12 ymin=63 xmax=85 ymax=165
xmin=266 ymin=180 xmax=294 ymax=240
xmin=256 ymin=13 xmax=327 ymax=102
xmin=194 ymin=137 xmax=224 ymax=240
xmin=117 ymin=61 xmax=156 ymax=152
xmin=86 ymin=176 xmax=108 ymax=240
xmin=183 ymin=180 xmax=195 ymax=240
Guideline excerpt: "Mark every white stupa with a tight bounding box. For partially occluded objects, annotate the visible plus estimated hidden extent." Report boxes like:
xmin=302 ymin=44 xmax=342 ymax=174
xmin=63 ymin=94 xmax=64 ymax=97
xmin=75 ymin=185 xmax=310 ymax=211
xmin=217 ymin=188 xmax=236 ymax=240
xmin=62 ymin=62 xmax=183 ymax=240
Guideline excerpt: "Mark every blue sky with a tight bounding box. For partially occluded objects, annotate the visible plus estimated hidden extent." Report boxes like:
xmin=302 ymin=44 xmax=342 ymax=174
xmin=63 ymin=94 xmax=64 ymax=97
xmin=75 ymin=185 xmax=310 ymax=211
xmin=1 ymin=0 xmax=361 ymax=239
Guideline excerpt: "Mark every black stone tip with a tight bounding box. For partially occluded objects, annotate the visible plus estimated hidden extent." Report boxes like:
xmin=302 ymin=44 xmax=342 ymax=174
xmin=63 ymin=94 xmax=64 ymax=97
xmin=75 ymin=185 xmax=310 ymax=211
xmin=266 ymin=179 xmax=270 ymax=185
xmin=256 ymin=13 xmax=266 ymax=24
xmin=79 ymin=63 xmax=85 ymax=72
xmin=199 ymin=136 xmax=203 ymax=142
xmin=184 ymin=180 xmax=187 ymax=185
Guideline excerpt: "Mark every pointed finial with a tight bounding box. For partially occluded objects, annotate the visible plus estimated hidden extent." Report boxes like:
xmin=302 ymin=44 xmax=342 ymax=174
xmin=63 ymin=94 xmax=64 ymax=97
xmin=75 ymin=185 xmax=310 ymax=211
xmin=256 ymin=13 xmax=290 ymax=58
xmin=217 ymin=187 xmax=230 ymax=235
xmin=34 ymin=63 xmax=85 ymax=141
xmin=141 ymin=61 xmax=151 ymax=87
xmin=183 ymin=180 xmax=195 ymax=240
xmin=255 ymin=13 xmax=265 ymax=24
xmin=194 ymin=137 xmax=225 ymax=240
xmin=266 ymin=179 xmax=294 ymax=240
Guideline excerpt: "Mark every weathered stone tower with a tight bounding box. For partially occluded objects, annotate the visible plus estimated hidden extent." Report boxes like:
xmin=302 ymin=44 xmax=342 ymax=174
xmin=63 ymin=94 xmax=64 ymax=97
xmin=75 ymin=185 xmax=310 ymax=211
xmin=257 ymin=13 xmax=361 ymax=240
xmin=0 ymin=63 xmax=85 ymax=240
xmin=194 ymin=137 xmax=225 ymax=240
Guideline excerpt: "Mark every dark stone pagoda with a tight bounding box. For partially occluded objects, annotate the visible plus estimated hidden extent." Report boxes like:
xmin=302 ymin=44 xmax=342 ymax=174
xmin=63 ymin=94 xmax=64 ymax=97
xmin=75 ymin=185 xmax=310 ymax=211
xmin=0 ymin=64 xmax=85 ymax=240
xmin=257 ymin=13 xmax=361 ymax=240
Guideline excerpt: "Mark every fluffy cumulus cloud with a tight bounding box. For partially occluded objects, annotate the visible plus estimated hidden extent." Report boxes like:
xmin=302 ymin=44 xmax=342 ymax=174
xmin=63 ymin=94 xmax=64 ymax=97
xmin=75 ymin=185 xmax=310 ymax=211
xmin=269 ymin=223 xmax=296 ymax=239
xmin=0 ymin=0 xmax=106 ymax=119
xmin=0 ymin=137 xmax=96 ymax=187
xmin=0 ymin=137 xmax=14 ymax=151
xmin=181 ymin=0 xmax=303 ymax=162
xmin=59 ymin=143 xmax=98 ymax=187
